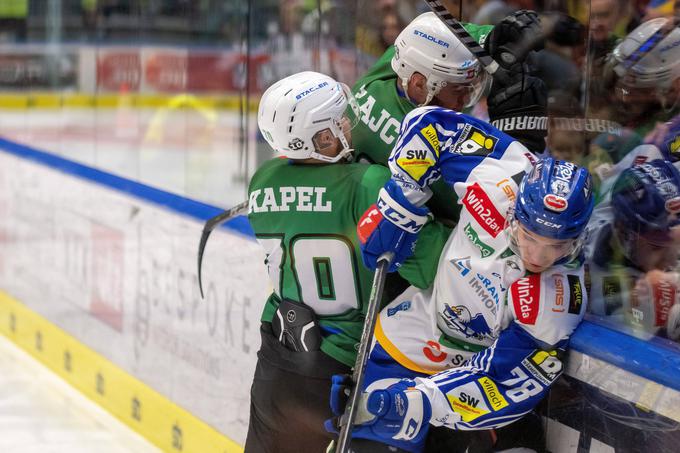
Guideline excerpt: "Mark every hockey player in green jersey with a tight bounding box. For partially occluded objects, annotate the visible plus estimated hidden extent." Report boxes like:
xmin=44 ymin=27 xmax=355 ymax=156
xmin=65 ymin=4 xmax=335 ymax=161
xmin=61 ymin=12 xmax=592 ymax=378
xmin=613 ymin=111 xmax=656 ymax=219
xmin=351 ymin=10 xmax=546 ymax=221
xmin=244 ymin=71 xmax=449 ymax=453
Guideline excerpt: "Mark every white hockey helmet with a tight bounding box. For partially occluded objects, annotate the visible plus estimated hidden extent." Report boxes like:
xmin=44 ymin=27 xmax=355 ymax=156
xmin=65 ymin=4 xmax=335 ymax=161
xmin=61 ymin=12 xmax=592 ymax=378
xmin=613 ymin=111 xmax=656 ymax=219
xmin=391 ymin=12 xmax=488 ymax=107
xmin=611 ymin=17 xmax=680 ymax=97
xmin=257 ymin=71 xmax=359 ymax=162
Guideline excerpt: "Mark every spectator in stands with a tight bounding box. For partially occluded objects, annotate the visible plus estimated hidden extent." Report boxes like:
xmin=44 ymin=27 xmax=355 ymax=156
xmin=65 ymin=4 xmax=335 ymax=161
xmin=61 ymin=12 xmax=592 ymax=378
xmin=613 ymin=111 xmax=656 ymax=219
xmin=378 ymin=7 xmax=405 ymax=50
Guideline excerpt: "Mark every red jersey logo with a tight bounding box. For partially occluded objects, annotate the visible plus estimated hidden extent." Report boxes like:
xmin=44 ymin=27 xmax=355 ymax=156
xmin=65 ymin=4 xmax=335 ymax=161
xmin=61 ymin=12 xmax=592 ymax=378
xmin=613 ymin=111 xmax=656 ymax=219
xmin=512 ymin=274 xmax=541 ymax=325
xmin=357 ymin=204 xmax=382 ymax=244
xmin=423 ymin=340 xmax=448 ymax=363
xmin=463 ymin=183 xmax=505 ymax=237
xmin=654 ymin=280 xmax=676 ymax=326
xmin=665 ymin=197 xmax=680 ymax=214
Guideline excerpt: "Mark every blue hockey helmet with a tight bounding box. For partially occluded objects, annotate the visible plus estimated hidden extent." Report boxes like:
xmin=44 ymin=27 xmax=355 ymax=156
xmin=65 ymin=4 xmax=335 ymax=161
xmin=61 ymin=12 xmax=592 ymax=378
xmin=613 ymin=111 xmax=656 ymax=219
xmin=612 ymin=159 xmax=680 ymax=239
xmin=513 ymin=157 xmax=595 ymax=240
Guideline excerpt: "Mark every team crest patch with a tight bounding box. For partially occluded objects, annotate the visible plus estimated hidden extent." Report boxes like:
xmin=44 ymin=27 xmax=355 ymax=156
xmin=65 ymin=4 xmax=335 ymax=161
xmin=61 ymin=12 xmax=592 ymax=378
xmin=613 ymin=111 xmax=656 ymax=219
xmin=452 ymin=125 xmax=498 ymax=156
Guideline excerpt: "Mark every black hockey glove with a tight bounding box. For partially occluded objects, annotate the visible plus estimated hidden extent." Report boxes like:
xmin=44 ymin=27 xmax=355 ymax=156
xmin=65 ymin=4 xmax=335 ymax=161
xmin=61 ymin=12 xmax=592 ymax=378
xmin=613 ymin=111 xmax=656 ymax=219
xmin=545 ymin=12 xmax=585 ymax=47
xmin=488 ymin=66 xmax=548 ymax=153
xmin=484 ymin=10 xmax=544 ymax=68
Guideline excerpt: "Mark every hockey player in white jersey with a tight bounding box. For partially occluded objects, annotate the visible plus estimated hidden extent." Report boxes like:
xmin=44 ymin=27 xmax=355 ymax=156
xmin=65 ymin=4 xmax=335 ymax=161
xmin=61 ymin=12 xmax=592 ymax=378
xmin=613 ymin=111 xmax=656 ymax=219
xmin=326 ymin=106 xmax=595 ymax=452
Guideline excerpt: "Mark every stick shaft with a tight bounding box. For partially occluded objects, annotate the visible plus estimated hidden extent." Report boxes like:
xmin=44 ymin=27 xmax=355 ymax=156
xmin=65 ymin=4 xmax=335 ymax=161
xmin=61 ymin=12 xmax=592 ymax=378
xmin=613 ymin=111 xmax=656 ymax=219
xmin=336 ymin=253 xmax=393 ymax=453
xmin=197 ymin=200 xmax=250 ymax=298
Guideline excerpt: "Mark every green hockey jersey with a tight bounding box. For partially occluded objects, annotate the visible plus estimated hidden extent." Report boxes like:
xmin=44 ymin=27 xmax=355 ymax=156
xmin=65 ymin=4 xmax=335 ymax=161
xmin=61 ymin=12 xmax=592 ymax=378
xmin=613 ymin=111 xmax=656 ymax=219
xmin=248 ymin=158 xmax=449 ymax=366
xmin=351 ymin=23 xmax=493 ymax=222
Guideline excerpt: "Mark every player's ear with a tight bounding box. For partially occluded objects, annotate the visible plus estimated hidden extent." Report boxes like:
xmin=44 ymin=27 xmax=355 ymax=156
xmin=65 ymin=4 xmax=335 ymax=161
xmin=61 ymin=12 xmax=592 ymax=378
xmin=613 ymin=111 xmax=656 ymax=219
xmin=408 ymin=73 xmax=428 ymax=104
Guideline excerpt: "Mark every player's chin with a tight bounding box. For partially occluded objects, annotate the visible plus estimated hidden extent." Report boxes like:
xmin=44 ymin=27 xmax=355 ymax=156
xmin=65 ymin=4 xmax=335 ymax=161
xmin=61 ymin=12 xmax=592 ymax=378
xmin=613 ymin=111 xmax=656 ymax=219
xmin=434 ymin=96 xmax=465 ymax=112
xmin=524 ymin=261 xmax=551 ymax=274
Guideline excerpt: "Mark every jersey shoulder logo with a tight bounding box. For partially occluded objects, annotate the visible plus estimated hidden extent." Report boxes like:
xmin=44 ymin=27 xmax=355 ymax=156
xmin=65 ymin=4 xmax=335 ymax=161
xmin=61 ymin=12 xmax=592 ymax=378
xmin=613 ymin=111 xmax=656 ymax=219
xmin=521 ymin=350 xmax=562 ymax=386
xmin=567 ymin=274 xmax=583 ymax=315
xmin=452 ymin=124 xmax=498 ymax=156
xmin=395 ymin=135 xmax=437 ymax=182
xmin=420 ymin=124 xmax=440 ymax=156
xmin=512 ymin=274 xmax=541 ymax=325
xmin=462 ymin=183 xmax=504 ymax=238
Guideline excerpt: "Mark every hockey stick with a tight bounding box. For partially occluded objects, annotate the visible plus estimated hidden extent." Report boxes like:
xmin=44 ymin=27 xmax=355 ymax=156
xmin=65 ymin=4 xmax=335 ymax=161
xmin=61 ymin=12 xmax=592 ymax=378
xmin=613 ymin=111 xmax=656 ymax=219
xmin=422 ymin=0 xmax=499 ymax=74
xmin=336 ymin=252 xmax=394 ymax=453
xmin=197 ymin=199 xmax=250 ymax=298
xmin=423 ymin=0 xmax=564 ymax=73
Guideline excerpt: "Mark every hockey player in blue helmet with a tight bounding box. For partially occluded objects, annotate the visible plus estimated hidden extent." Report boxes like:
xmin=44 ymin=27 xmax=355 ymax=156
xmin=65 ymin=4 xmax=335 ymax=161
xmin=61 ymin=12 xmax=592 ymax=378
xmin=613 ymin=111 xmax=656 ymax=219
xmin=587 ymin=159 xmax=680 ymax=341
xmin=329 ymin=151 xmax=594 ymax=451
xmin=507 ymin=158 xmax=595 ymax=272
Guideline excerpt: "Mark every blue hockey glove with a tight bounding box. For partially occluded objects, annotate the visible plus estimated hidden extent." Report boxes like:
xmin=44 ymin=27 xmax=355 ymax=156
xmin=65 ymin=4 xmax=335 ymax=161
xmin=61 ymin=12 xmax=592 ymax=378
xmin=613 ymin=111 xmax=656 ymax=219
xmin=326 ymin=376 xmax=432 ymax=447
xmin=357 ymin=180 xmax=430 ymax=272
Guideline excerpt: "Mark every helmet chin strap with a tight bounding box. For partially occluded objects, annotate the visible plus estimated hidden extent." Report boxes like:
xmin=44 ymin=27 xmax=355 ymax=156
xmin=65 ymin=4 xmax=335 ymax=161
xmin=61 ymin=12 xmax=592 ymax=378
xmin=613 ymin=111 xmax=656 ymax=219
xmin=310 ymin=147 xmax=353 ymax=163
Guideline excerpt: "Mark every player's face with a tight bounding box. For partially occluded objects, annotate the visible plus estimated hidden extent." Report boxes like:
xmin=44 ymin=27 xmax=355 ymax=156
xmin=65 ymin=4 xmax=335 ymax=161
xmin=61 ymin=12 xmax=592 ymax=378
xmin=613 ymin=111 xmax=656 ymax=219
xmin=629 ymin=229 xmax=680 ymax=272
xmin=547 ymin=130 xmax=586 ymax=163
xmin=612 ymin=80 xmax=659 ymax=119
xmin=312 ymin=116 xmax=352 ymax=158
xmin=516 ymin=225 xmax=575 ymax=273
xmin=589 ymin=0 xmax=618 ymax=43
xmin=433 ymin=83 xmax=477 ymax=111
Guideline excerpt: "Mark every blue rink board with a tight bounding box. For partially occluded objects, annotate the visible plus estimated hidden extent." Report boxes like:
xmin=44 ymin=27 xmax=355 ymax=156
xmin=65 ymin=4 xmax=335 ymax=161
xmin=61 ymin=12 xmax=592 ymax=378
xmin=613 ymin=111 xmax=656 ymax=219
xmin=1 ymin=136 xmax=679 ymax=393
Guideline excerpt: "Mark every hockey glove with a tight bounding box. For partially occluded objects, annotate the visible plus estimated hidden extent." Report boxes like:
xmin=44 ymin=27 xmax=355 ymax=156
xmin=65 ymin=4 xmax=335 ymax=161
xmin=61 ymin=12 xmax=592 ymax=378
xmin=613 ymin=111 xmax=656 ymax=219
xmin=488 ymin=68 xmax=548 ymax=153
xmin=545 ymin=12 xmax=585 ymax=47
xmin=484 ymin=10 xmax=543 ymax=68
xmin=357 ymin=180 xmax=429 ymax=272
xmin=326 ymin=376 xmax=432 ymax=446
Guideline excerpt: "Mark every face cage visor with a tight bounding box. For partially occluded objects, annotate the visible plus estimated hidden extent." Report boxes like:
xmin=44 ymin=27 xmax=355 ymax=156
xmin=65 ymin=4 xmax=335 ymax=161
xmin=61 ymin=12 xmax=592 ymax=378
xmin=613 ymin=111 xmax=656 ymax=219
xmin=505 ymin=207 xmax=586 ymax=268
xmin=309 ymin=83 xmax=360 ymax=163
xmin=425 ymin=69 xmax=490 ymax=108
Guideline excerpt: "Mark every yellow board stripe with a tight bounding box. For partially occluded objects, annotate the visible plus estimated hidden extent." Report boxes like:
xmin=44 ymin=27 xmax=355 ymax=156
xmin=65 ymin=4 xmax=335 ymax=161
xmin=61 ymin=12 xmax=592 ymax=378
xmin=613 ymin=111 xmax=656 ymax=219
xmin=0 ymin=93 xmax=259 ymax=111
xmin=0 ymin=290 xmax=243 ymax=453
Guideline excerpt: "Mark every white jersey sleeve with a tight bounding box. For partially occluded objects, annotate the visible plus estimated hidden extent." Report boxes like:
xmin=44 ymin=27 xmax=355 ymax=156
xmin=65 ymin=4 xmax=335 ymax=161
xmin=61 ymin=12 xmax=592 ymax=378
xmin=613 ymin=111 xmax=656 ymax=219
xmin=387 ymin=106 xmax=535 ymax=206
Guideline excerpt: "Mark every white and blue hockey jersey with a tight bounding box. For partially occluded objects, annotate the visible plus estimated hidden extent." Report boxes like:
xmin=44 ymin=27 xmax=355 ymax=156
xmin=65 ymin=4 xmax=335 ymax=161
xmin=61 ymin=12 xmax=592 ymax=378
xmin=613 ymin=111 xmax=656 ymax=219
xmin=357 ymin=107 xmax=588 ymax=451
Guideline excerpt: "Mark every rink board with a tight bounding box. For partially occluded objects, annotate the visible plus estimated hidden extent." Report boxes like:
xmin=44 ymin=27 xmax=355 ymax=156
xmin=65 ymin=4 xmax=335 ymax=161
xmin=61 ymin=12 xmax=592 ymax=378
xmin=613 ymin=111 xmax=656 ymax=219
xmin=1 ymin=137 xmax=680 ymax=452
xmin=0 ymin=139 xmax=269 ymax=451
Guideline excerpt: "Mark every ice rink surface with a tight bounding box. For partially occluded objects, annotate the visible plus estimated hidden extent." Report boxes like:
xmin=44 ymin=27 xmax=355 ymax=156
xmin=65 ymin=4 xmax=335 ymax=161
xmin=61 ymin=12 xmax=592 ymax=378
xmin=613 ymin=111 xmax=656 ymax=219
xmin=0 ymin=334 xmax=158 ymax=453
